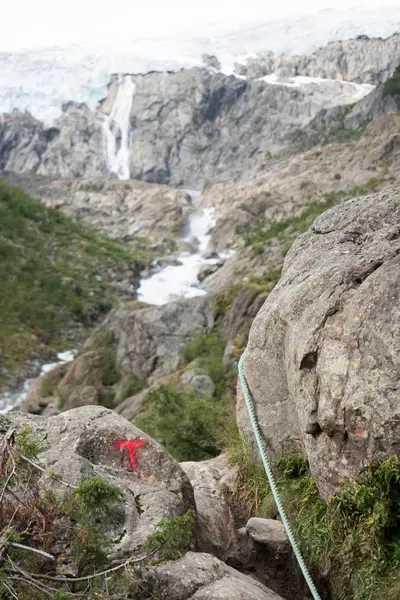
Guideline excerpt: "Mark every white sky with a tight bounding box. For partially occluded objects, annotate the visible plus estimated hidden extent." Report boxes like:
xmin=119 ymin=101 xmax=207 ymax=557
xmin=3 ymin=0 xmax=400 ymax=51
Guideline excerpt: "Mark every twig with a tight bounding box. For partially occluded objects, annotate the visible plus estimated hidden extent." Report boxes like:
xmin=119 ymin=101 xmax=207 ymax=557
xmin=7 ymin=548 xmax=158 ymax=583
xmin=9 ymin=575 xmax=55 ymax=598
xmin=9 ymin=542 xmax=56 ymax=561
xmin=0 ymin=439 xmax=17 ymax=504
xmin=17 ymin=453 xmax=77 ymax=489
xmin=1 ymin=580 xmax=19 ymax=600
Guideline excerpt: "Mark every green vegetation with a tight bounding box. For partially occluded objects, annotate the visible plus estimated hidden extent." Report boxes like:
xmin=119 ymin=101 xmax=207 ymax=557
xmin=325 ymin=126 xmax=366 ymax=143
xmin=136 ymin=384 xmax=223 ymax=461
xmin=136 ymin=329 xmax=241 ymax=462
xmin=142 ymin=510 xmax=196 ymax=561
xmin=226 ymin=431 xmax=400 ymax=600
xmin=383 ymin=64 xmax=400 ymax=98
xmin=243 ymin=178 xmax=386 ymax=254
xmin=182 ymin=331 xmax=228 ymax=395
xmin=0 ymin=179 xmax=153 ymax=385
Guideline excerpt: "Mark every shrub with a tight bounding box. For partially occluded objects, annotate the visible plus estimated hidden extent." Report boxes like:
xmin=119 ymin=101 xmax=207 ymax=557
xmin=135 ymin=385 xmax=223 ymax=461
xmin=142 ymin=510 xmax=196 ymax=561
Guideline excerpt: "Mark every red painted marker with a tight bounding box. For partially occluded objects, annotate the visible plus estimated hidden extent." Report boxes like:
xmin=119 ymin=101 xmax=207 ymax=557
xmin=114 ymin=439 xmax=147 ymax=470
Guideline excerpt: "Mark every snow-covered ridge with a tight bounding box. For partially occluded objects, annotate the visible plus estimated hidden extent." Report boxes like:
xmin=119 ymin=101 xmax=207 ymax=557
xmin=0 ymin=6 xmax=399 ymax=122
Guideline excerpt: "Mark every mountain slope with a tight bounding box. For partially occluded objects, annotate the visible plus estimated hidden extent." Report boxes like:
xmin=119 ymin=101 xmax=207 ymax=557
xmin=0 ymin=179 xmax=152 ymax=390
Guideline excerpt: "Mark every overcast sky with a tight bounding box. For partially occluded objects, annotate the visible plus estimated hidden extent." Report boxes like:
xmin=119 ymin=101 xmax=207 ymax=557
xmin=3 ymin=0 xmax=399 ymax=51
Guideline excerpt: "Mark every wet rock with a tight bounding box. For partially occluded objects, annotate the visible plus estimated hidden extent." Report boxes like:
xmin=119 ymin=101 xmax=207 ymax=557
xmin=197 ymin=263 xmax=221 ymax=282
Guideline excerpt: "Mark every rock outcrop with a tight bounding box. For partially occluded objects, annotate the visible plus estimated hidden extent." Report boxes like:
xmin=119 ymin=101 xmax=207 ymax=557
xmin=146 ymin=552 xmax=284 ymax=600
xmin=15 ymin=176 xmax=191 ymax=245
xmin=181 ymin=455 xmax=239 ymax=561
xmin=1 ymin=66 xmax=373 ymax=188
xmin=235 ymin=33 xmax=400 ymax=84
xmin=0 ymin=103 xmax=105 ymax=178
xmin=196 ymin=112 xmax=400 ymax=253
xmin=95 ymin=295 xmax=215 ymax=382
xmin=0 ymin=406 xmax=286 ymax=600
xmin=238 ymin=188 xmax=400 ymax=499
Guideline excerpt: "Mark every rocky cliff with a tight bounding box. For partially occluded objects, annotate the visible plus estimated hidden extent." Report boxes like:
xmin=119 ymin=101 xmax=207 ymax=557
xmin=3 ymin=173 xmax=192 ymax=245
xmin=235 ymin=33 xmax=400 ymax=84
xmin=0 ymin=64 xmax=377 ymax=188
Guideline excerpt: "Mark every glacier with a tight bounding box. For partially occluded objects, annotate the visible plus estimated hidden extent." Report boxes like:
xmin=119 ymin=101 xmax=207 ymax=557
xmin=0 ymin=6 xmax=399 ymax=123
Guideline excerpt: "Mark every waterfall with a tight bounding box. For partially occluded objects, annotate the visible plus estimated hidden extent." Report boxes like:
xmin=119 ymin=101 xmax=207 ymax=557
xmin=103 ymin=75 xmax=135 ymax=180
xmin=137 ymin=208 xmax=219 ymax=306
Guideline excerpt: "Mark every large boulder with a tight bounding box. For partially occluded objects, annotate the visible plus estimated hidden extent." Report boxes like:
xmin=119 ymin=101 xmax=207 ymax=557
xmin=1 ymin=406 xmax=195 ymax=558
xmin=238 ymin=188 xmax=400 ymax=498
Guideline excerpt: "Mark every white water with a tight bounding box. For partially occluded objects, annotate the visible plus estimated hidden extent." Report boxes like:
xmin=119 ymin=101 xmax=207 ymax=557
xmin=0 ymin=350 xmax=77 ymax=414
xmin=138 ymin=207 xmax=224 ymax=305
xmin=103 ymin=75 xmax=135 ymax=180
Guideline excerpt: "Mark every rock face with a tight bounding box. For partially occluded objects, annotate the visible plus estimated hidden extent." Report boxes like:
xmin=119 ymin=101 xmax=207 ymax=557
xmin=238 ymin=188 xmax=400 ymax=499
xmin=181 ymin=455 xmax=239 ymax=561
xmin=2 ymin=406 xmax=195 ymax=557
xmin=101 ymin=295 xmax=215 ymax=382
xmin=1 ymin=65 xmax=373 ymax=188
xmin=0 ymin=103 xmax=105 ymax=178
xmin=197 ymin=112 xmax=400 ymax=252
xmin=235 ymin=33 xmax=400 ymax=84
xmin=35 ymin=177 xmax=191 ymax=244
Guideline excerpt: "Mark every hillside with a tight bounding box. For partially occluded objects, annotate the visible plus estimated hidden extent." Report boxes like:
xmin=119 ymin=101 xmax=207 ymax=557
xmin=0 ymin=179 xmax=153 ymax=390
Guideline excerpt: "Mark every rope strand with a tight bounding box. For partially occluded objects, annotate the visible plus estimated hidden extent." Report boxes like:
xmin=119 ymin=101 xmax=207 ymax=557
xmin=238 ymin=349 xmax=322 ymax=600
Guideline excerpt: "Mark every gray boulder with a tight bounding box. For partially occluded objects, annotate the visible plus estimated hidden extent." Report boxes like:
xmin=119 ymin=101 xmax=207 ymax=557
xmin=147 ymin=552 xmax=285 ymax=600
xmin=238 ymin=188 xmax=400 ymax=499
xmin=2 ymin=406 xmax=195 ymax=558
xmin=246 ymin=518 xmax=289 ymax=553
xmin=181 ymin=455 xmax=239 ymax=560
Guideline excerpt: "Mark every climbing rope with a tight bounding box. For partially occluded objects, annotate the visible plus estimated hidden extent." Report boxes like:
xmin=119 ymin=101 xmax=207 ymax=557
xmin=238 ymin=349 xmax=322 ymax=600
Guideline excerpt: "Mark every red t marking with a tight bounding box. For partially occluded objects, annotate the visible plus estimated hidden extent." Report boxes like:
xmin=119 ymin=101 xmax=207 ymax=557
xmin=114 ymin=439 xmax=147 ymax=470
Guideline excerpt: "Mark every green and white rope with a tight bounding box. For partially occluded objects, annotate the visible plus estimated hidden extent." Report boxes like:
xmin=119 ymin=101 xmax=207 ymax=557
xmin=238 ymin=349 xmax=322 ymax=600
